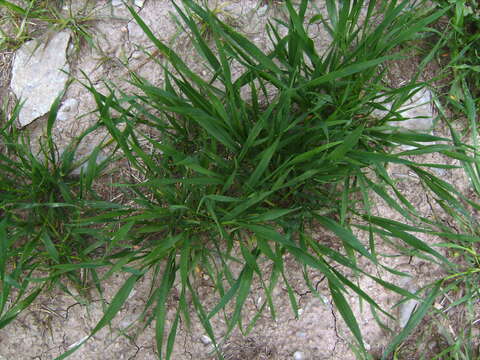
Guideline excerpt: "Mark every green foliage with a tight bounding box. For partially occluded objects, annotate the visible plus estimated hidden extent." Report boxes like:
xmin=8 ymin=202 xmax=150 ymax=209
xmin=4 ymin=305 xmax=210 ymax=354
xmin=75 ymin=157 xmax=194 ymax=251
xmin=75 ymin=0 xmax=477 ymax=358
xmin=1 ymin=0 xmax=479 ymax=359
xmin=434 ymin=0 xmax=480 ymax=100
xmin=0 ymin=97 xmax=115 ymax=329
xmin=388 ymin=0 xmax=480 ymax=353
xmin=0 ymin=0 xmax=99 ymax=51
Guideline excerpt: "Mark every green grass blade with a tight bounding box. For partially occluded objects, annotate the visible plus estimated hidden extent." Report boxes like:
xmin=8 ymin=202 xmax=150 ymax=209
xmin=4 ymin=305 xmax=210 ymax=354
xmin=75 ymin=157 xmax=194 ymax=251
xmin=54 ymin=273 xmax=142 ymax=359
xmin=302 ymin=56 xmax=396 ymax=89
xmin=329 ymin=280 xmax=364 ymax=350
xmin=382 ymin=282 xmax=441 ymax=359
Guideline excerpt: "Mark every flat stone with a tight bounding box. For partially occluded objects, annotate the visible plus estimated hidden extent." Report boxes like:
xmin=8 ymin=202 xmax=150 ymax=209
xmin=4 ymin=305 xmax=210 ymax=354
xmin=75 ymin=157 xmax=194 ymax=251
xmin=11 ymin=31 xmax=71 ymax=127
xmin=373 ymin=88 xmax=435 ymax=132
xmin=398 ymin=281 xmax=419 ymax=329
xmin=398 ymin=295 xmax=419 ymax=328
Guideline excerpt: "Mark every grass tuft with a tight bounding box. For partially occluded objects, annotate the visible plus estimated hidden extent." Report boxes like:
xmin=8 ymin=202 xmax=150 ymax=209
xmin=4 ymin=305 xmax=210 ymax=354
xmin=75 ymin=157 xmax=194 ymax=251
xmin=0 ymin=0 xmax=479 ymax=359
xmin=0 ymin=96 xmax=116 ymax=330
xmin=72 ymin=0 xmax=477 ymax=358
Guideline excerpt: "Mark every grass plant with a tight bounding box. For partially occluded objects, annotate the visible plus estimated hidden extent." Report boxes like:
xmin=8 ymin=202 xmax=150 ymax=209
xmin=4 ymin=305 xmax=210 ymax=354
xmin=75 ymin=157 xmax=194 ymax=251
xmin=0 ymin=0 xmax=479 ymax=359
xmin=0 ymin=97 xmax=115 ymax=329
xmin=381 ymin=0 xmax=480 ymax=356
xmin=0 ymin=0 xmax=99 ymax=51
xmin=74 ymin=0 xmax=479 ymax=358
xmin=434 ymin=0 xmax=479 ymax=101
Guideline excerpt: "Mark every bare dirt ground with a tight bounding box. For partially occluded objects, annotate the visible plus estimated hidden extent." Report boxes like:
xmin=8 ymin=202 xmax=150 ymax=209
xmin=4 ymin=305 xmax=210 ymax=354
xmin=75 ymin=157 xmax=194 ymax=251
xmin=0 ymin=1 xmax=477 ymax=359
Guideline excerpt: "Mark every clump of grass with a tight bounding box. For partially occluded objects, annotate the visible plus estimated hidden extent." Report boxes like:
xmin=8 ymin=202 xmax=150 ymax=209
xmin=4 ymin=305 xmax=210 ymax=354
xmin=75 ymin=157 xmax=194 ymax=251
xmin=0 ymin=0 xmax=99 ymax=51
xmin=1 ymin=0 xmax=479 ymax=359
xmin=73 ymin=0 xmax=480 ymax=358
xmin=0 ymin=0 xmax=46 ymax=50
xmin=433 ymin=0 xmax=479 ymax=100
xmin=0 ymin=97 xmax=116 ymax=329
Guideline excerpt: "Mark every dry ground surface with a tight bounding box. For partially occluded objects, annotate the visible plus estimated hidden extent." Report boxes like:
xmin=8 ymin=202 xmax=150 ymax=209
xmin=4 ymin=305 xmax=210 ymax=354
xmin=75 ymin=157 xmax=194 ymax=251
xmin=0 ymin=1 xmax=478 ymax=359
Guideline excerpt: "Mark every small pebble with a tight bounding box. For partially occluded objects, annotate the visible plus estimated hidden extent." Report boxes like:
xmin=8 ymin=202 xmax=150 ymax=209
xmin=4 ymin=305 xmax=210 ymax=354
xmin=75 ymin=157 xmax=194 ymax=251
xmin=200 ymin=335 xmax=212 ymax=345
xmin=57 ymin=112 xmax=69 ymax=121
xmin=57 ymin=98 xmax=79 ymax=121
xmin=134 ymin=0 xmax=145 ymax=6
xmin=131 ymin=51 xmax=142 ymax=59
xmin=61 ymin=98 xmax=79 ymax=113
xmin=398 ymin=283 xmax=419 ymax=328
xmin=293 ymin=351 xmax=304 ymax=360
xmin=67 ymin=42 xmax=75 ymax=57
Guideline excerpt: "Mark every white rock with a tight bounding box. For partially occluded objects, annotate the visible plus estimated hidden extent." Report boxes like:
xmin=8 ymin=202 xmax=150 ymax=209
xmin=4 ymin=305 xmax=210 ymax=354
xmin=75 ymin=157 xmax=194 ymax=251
xmin=373 ymin=88 xmax=434 ymax=132
xmin=56 ymin=112 xmax=69 ymax=122
xmin=11 ymin=31 xmax=71 ymax=127
xmin=131 ymin=51 xmax=142 ymax=60
xmin=135 ymin=0 xmax=145 ymax=6
xmin=57 ymin=98 xmax=79 ymax=119
xmin=200 ymin=335 xmax=212 ymax=345
xmin=399 ymin=297 xmax=419 ymax=328
xmin=67 ymin=42 xmax=75 ymax=57
xmin=293 ymin=351 xmax=305 ymax=360
xmin=398 ymin=283 xmax=419 ymax=329
xmin=57 ymin=98 xmax=79 ymax=121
